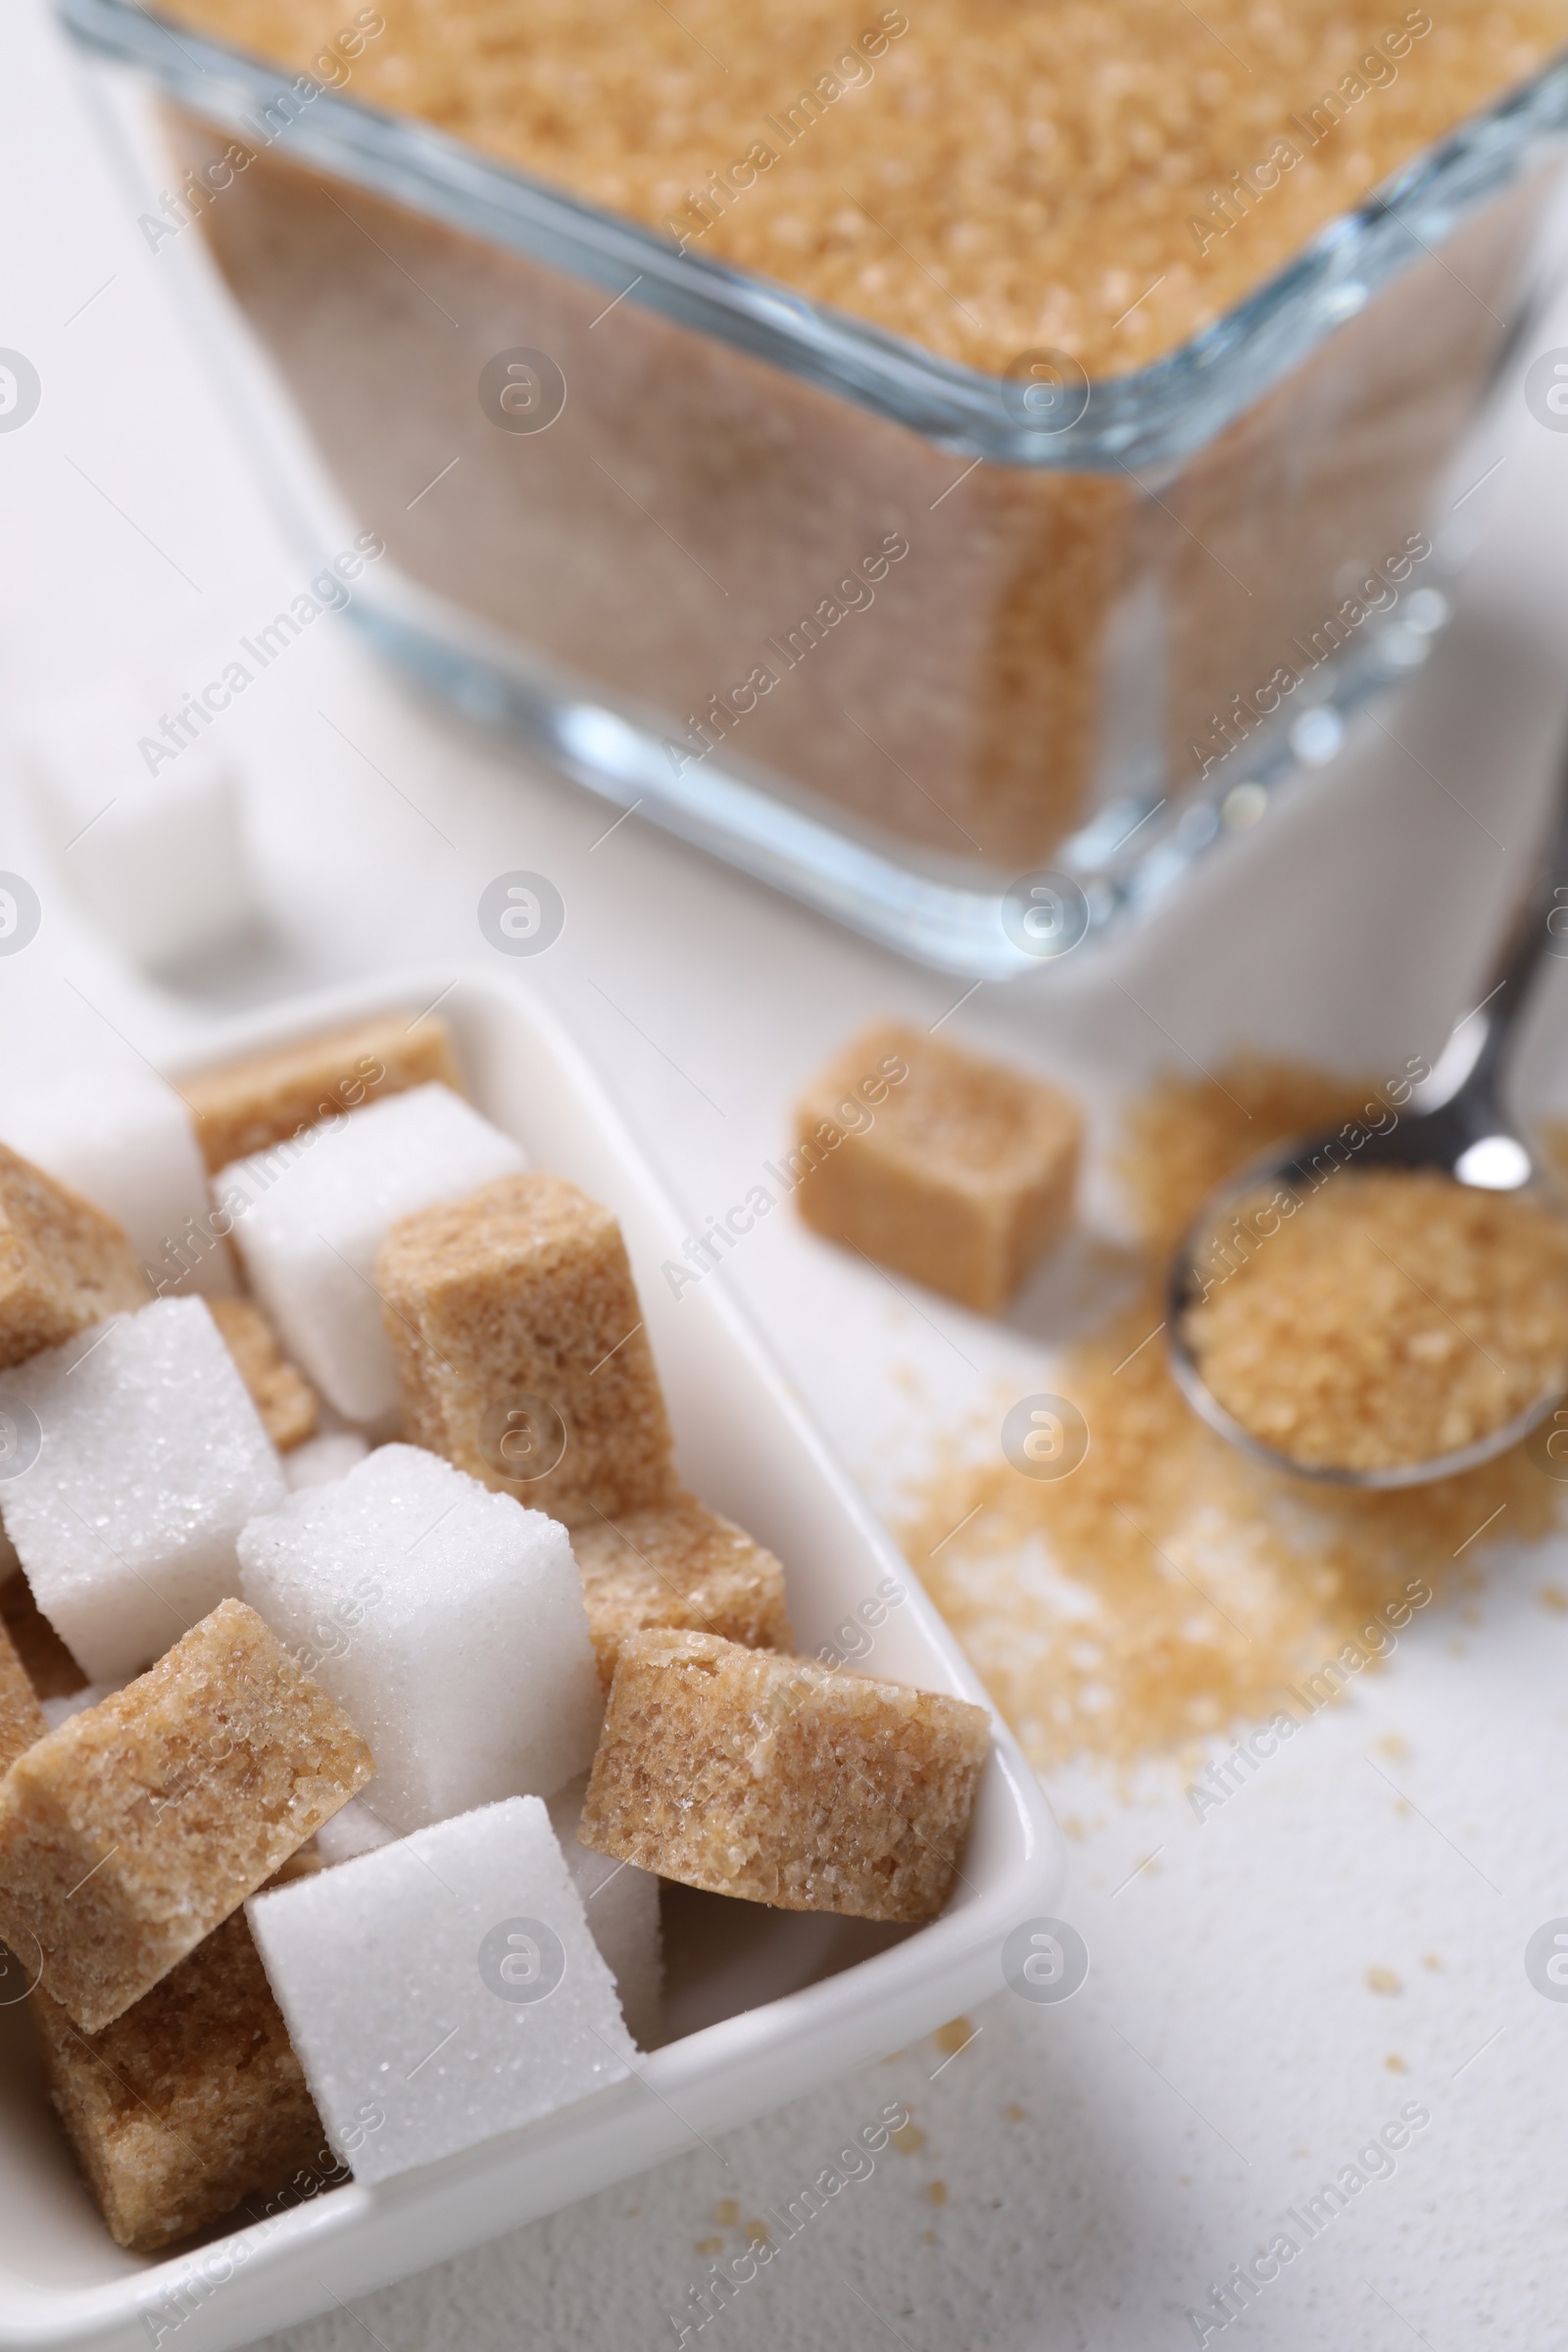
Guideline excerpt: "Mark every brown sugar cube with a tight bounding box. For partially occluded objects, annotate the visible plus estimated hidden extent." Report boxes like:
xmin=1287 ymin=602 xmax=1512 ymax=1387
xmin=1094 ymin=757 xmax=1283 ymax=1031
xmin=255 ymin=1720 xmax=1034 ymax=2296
xmin=376 ymin=1171 xmax=679 ymax=1524
xmin=32 ymin=1908 xmax=332 ymax=2253
xmin=0 ymin=1569 xmax=87 ymax=1701
xmin=179 ymin=1011 xmax=463 ymax=1173
xmin=580 ymin=1630 xmax=990 ymax=1923
xmin=0 ymin=1144 xmax=150 ymax=1369
xmin=209 ymin=1296 xmax=319 ymax=1450
xmin=572 ymin=1494 xmax=793 ymax=1685
xmin=793 ymin=1021 xmax=1082 ymax=1314
xmin=0 ymin=1598 xmax=372 ymax=2031
xmin=0 ymin=1612 xmax=46 ymax=1774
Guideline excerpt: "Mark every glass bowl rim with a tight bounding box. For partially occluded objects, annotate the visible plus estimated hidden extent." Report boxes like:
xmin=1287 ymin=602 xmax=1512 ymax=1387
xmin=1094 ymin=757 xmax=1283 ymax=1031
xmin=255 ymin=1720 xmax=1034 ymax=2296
xmin=59 ymin=0 xmax=1568 ymax=467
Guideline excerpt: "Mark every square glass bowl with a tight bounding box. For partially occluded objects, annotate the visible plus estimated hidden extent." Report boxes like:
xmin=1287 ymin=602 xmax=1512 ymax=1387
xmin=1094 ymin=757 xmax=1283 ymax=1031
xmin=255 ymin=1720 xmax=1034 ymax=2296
xmin=0 ymin=972 xmax=1063 ymax=2352
xmin=62 ymin=0 xmax=1568 ymax=974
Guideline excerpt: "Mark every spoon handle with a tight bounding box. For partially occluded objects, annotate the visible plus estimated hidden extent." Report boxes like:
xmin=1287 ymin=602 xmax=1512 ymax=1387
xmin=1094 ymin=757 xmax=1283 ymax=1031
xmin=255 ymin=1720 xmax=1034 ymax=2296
xmin=1461 ymin=738 xmax=1568 ymax=1098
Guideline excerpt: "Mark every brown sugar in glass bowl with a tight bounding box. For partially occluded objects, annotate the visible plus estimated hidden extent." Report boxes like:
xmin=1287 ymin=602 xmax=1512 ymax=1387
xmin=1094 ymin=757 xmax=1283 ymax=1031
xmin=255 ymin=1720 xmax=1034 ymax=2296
xmin=87 ymin=0 xmax=1568 ymax=965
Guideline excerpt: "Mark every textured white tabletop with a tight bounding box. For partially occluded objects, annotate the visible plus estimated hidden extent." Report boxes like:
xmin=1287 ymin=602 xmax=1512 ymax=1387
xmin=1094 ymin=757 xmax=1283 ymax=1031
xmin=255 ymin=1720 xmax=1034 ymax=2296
xmin=7 ymin=5 xmax=1568 ymax=2345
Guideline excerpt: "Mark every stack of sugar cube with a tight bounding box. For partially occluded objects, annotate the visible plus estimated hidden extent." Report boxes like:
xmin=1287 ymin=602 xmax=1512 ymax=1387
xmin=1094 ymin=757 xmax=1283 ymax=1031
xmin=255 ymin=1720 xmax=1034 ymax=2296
xmin=0 ymin=1004 xmax=994 ymax=2255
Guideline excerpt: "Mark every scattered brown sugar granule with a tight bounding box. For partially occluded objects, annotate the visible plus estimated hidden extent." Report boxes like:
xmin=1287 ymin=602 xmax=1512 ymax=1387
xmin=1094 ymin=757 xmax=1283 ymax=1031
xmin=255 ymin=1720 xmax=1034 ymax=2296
xmin=0 ymin=1143 xmax=149 ymax=1368
xmin=164 ymin=0 xmax=1565 ymax=375
xmin=209 ymin=1296 xmax=320 ymax=1451
xmin=0 ymin=1570 xmax=87 ymax=1701
xmin=376 ymin=1170 xmax=678 ymax=1524
xmin=571 ymin=1494 xmax=793 ymax=1684
xmin=0 ymin=1611 xmax=46 ymax=1773
xmin=179 ymin=1012 xmax=462 ymax=1172
xmin=795 ymin=1021 xmax=1081 ymax=1314
xmin=1183 ymin=1170 xmax=1568 ymax=1471
xmin=31 ymin=1909 xmax=331 ymax=2254
xmin=579 ymin=1629 xmax=989 ymax=1921
xmin=901 ymin=1060 xmax=1563 ymax=1769
xmin=0 ymin=1599 xmax=373 ymax=2032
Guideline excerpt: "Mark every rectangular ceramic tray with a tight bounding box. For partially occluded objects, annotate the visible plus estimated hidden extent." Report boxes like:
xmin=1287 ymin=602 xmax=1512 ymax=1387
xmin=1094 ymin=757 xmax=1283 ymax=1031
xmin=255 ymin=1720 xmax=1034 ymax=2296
xmin=0 ymin=969 xmax=1064 ymax=2351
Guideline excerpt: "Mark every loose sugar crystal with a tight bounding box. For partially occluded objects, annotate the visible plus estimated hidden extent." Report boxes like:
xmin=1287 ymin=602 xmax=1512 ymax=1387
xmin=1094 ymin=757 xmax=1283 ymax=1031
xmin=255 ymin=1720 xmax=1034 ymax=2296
xmin=283 ymin=1431 xmax=369 ymax=1491
xmin=0 ymin=1612 xmax=45 ymax=1773
xmin=183 ymin=1012 xmax=464 ymax=1173
xmin=31 ymin=1908 xmax=332 ymax=2252
xmin=246 ymin=1793 xmax=636 ymax=2183
xmin=546 ymin=1774 xmax=661 ymax=2049
xmin=375 ymin=1172 xmax=677 ymax=1524
xmin=794 ymin=1021 xmax=1083 ymax=1314
xmin=238 ymin=1445 xmax=601 ymax=1831
xmin=218 ymin=1084 xmax=526 ymax=1423
xmin=210 ymin=1297 xmax=319 ymax=1451
xmin=0 ymin=1599 xmax=371 ymax=2031
xmin=581 ymin=1631 xmax=991 ymax=1923
xmin=0 ymin=1067 xmax=230 ymax=1301
xmin=0 ymin=1144 xmax=148 ymax=1370
xmin=0 ymin=1298 xmax=287 ymax=1681
xmin=571 ymin=1494 xmax=792 ymax=1685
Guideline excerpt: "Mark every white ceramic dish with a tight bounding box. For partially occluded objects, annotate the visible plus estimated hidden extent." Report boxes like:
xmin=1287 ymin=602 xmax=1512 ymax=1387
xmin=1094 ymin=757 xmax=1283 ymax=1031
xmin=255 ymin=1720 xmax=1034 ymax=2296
xmin=0 ymin=969 xmax=1065 ymax=2352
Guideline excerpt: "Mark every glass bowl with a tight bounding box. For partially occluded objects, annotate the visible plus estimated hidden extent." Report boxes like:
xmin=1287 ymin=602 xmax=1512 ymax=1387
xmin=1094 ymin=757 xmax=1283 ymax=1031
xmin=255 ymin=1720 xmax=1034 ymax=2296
xmin=61 ymin=0 xmax=1568 ymax=974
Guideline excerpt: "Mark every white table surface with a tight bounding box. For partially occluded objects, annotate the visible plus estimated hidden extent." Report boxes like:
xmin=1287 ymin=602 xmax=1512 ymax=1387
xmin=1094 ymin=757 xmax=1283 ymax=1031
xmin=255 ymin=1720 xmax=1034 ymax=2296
xmin=8 ymin=6 xmax=1568 ymax=2346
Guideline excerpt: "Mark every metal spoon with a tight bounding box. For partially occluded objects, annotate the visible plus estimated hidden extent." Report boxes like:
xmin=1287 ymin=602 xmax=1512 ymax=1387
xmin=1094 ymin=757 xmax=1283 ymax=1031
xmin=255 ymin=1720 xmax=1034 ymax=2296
xmin=1166 ymin=760 xmax=1568 ymax=1489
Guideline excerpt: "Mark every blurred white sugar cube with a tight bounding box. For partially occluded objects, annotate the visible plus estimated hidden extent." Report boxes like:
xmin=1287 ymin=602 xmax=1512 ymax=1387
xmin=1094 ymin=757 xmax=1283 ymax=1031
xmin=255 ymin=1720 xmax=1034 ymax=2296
xmin=283 ymin=1430 xmax=370 ymax=1491
xmin=0 ymin=1065 xmax=232 ymax=1298
xmin=247 ymin=1794 xmax=636 ymax=2184
xmin=237 ymin=1444 xmax=601 ymax=1832
xmin=19 ymin=673 xmax=257 ymax=970
xmin=548 ymin=1774 xmax=662 ymax=2050
xmin=218 ymin=1084 xmax=526 ymax=1424
xmin=0 ymin=1298 xmax=285 ymax=1680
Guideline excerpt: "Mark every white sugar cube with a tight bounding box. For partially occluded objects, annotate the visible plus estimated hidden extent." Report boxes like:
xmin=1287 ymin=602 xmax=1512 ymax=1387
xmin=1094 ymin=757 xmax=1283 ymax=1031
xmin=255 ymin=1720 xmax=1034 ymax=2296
xmin=314 ymin=1793 xmax=399 ymax=1866
xmin=547 ymin=1774 xmax=662 ymax=2050
xmin=247 ymin=1794 xmax=636 ymax=2182
xmin=0 ymin=1066 xmax=232 ymax=1298
xmin=20 ymin=676 xmax=257 ymax=971
xmin=283 ymin=1431 xmax=370 ymax=1491
xmin=0 ymin=1298 xmax=285 ymax=1680
xmin=217 ymin=1084 xmax=526 ymax=1423
xmin=237 ymin=1445 xmax=601 ymax=1831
